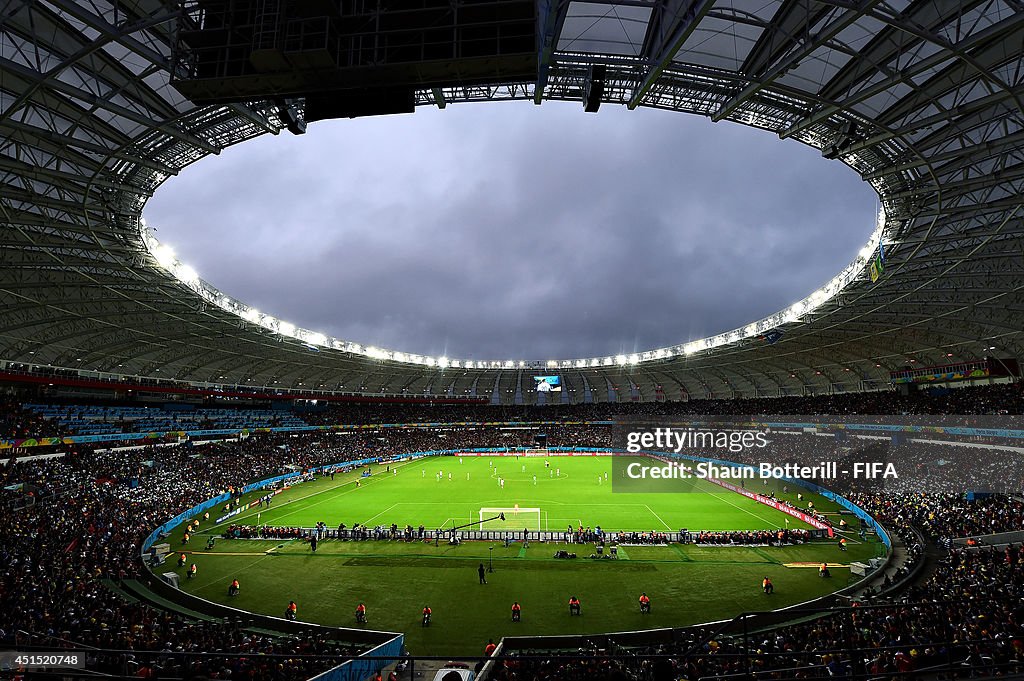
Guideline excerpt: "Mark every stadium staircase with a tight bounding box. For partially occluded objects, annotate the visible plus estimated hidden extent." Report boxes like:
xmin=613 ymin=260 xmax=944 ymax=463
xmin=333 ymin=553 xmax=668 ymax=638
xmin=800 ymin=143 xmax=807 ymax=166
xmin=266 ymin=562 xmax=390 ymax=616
xmin=119 ymin=579 xmax=223 ymax=623
xmin=846 ymin=527 xmax=923 ymax=601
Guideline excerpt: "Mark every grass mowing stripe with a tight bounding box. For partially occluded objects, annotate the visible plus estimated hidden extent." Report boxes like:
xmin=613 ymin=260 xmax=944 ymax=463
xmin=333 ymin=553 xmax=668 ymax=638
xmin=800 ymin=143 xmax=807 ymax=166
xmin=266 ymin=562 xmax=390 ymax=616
xmin=262 ymin=461 xmax=417 ymax=526
xmin=750 ymin=547 xmax=783 ymax=564
xmin=708 ymin=491 xmax=783 ymax=527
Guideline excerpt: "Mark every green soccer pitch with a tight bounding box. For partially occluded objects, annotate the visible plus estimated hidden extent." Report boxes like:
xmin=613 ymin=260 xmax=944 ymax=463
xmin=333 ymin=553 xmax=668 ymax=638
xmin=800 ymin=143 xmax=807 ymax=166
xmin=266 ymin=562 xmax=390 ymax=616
xmin=173 ymin=454 xmax=883 ymax=656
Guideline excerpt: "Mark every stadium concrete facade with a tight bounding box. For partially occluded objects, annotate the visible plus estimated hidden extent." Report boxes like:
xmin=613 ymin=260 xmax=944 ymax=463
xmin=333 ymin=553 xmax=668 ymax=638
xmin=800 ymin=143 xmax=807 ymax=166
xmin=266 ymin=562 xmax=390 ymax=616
xmin=1 ymin=0 xmax=1022 ymax=403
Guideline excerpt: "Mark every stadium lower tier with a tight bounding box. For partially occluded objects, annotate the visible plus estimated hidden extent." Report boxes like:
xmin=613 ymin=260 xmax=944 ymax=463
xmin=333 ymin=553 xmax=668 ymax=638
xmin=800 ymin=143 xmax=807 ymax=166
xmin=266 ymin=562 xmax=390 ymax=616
xmin=3 ymin=427 xmax=1023 ymax=680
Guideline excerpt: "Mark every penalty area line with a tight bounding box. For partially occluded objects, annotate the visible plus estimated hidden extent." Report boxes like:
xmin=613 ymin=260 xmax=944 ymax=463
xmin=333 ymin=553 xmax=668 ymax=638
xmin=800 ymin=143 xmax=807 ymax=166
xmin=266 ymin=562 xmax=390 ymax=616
xmin=360 ymin=503 xmax=398 ymax=525
xmin=644 ymin=504 xmax=673 ymax=531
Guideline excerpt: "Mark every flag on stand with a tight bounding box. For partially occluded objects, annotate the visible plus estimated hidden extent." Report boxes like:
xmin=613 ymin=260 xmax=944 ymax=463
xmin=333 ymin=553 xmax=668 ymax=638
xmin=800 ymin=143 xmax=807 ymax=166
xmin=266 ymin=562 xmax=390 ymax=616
xmin=870 ymin=242 xmax=885 ymax=282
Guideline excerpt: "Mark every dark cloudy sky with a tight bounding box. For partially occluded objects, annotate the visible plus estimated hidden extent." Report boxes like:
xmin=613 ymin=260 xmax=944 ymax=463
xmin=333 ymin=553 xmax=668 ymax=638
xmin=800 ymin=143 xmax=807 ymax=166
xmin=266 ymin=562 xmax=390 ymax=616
xmin=144 ymin=100 xmax=877 ymax=360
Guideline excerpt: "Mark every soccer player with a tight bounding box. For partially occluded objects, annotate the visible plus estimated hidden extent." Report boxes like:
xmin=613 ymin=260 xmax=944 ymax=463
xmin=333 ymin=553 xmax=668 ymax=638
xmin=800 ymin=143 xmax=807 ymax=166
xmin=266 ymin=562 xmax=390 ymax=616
xmin=355 ymin=602 xmax=367 ymax=623
xmin=639 ymin=592 xmax=651 ymax=613
xmin=556 ymin=468 xmax=560 ymax=477
xmin=448 ymin=472 xmax=452 ymax=481
xmin=422 ymin=605 xmax=431 ymax=626
xmin=478 ymin=563 xmax=487 ymax=584
xmin=178 ymin=552 xmax=187 ymax=567
xmin=511 ymin=601 xmax=521 ymax=621
xmin=484 ymin=639 xmax=497 ymax=656
xmin=533 ymin=475 xmax=537 ymax=485
xmin=819 ymin=562 xmax=830 ymax=578
xmin=187 ymin=563 xmax=197 ymax=579
xmin=839 ymin=537 xmax=848 ymax=551
xmin=285 ymin=601 xmax=297 ymax=620
xmin=228 ymin=579 xmax=239 ymax=597
xmin=422 ymin=469 xmax=425 ymax=477
xmin=762 ymin=577 xmax=774 ymax=594
xmin=568 ymin=596 xmax=581 ymax=615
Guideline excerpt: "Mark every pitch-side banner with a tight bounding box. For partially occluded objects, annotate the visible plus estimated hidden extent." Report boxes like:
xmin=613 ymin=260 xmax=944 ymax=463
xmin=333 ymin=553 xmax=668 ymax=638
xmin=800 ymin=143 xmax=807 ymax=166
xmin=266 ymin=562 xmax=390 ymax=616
xmin=708 ymin=478 xmax=833 ymax=536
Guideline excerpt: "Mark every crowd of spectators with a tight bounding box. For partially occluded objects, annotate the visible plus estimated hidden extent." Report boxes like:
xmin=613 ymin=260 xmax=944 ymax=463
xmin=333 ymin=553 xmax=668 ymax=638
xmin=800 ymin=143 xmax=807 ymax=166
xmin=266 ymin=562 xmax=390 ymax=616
xmin=494 ymin=537 xmax=1024 ymax=681
xmin=0 ymin=396 xmax=58 ymax=439
xmin=848 ymin=491 xmax=1024 ymax=542
xmin=4 ymin=382 xmax=1022 ymax=443
xmin=0 ymin=433 xmax=372 ymax=679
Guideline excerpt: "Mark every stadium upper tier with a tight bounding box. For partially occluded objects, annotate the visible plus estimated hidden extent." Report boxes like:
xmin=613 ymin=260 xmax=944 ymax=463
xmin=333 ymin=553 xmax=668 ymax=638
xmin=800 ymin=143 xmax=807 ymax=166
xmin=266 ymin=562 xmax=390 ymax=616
xmin=3 ymin=382 xmax=1022 ymax=442
xmin=23 ymin=403 xmax=307 ymax=435
xmin=1 ymin=1 xmax=1022 ymax=403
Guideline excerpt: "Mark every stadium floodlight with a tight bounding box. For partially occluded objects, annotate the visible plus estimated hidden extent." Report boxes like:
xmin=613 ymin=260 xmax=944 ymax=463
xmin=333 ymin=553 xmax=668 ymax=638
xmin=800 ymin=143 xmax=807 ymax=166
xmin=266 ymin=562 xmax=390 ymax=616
xmin=153 ymin=244 xmax=176 ymax=269
xmin=175 ymin=264 xmax=199 ymax=285
xmin=136 ymin=202 xmax=889 ymax=370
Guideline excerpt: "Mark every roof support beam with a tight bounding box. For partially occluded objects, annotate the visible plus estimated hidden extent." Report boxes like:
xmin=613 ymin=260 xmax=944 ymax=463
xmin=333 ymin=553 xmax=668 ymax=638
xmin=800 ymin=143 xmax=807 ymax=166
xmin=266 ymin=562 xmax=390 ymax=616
xmin=534 ymin=0 xmax=571 ymax=104
xmin=712 ymin=3 xmax=874 ymax=123
xmin=781 ymin=7 xmax=1021 ymax=140
xmin=628 ymin=0 xmax=713 ymax=109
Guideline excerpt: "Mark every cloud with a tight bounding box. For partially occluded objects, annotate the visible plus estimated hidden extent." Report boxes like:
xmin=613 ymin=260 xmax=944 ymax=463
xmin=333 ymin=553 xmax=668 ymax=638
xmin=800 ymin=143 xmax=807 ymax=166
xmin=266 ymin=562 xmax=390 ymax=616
xmin=144 ymin=101 xmax=877 ymax=359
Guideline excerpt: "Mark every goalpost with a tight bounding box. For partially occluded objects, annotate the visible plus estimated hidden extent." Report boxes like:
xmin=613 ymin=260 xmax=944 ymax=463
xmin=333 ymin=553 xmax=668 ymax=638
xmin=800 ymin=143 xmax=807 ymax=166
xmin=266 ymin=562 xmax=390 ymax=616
xmin=523 ymin=448 xmax=549 ymax=456
xmin=479 ymin=507 xmax=544 ymax=531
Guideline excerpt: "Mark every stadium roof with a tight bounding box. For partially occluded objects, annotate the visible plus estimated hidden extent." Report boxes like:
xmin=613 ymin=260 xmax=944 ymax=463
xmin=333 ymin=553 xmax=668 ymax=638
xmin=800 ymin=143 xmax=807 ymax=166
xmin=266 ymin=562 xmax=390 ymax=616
xmin=1 ymin=0 xmax=1022 ymax=403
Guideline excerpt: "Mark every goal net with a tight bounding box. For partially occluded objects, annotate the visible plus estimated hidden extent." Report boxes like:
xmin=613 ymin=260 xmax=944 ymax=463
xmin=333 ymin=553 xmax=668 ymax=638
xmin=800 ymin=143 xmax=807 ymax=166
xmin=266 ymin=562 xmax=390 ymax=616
xmin=523 ymin=449 xmax=549 ymax=456
xmin=478 ymin=507 xmax=543 ymax=531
